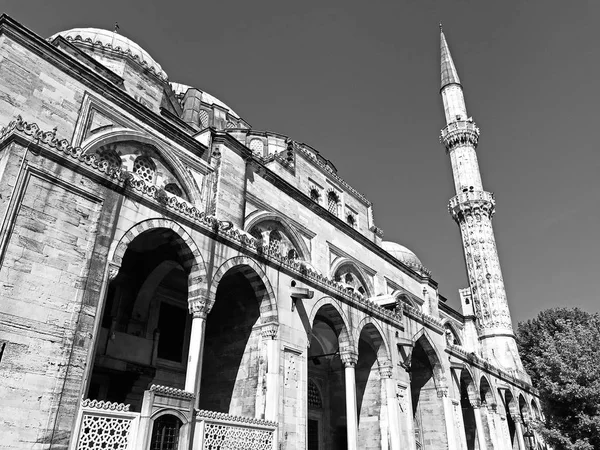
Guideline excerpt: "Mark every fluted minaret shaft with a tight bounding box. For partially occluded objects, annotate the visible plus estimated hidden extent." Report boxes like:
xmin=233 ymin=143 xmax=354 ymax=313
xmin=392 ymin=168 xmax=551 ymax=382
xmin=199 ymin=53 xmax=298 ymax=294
xmin=439 ymin=28 xmax=523 ymax=370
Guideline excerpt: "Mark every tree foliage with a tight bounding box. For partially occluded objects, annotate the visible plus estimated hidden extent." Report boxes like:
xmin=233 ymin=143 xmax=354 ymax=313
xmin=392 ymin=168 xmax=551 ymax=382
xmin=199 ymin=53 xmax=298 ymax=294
xmin=517 ymin=308 xmax=600 ymax=450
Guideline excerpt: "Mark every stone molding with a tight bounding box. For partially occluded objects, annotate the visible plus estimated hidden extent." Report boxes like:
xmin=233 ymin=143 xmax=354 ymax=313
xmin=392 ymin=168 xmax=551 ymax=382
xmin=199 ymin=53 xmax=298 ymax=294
xmin=196 ymin=410 xmax=277 ymax=428
xmin=149 ymin=384 xmax=195 ymax=400
xmin=0 ymin=116 xmax=435 ymax=334
xmin=81 ymin=399 xmax=130 ymax=411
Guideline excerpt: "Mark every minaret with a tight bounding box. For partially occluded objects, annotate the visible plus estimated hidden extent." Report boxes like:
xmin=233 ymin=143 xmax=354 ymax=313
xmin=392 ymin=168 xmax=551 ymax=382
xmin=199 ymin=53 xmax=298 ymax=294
xmin=438 ymin=26 xmax=523 ymax=371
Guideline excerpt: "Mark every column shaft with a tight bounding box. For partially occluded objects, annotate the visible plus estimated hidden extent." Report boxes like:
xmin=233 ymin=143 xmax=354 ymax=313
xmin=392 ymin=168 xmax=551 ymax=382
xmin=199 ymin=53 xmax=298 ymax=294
xmin=473 ymin=405 xmax=488 ymax=450
xmin=345 ymin=365 xmax=358 ymax=450
xmin=264 ymin=327 xmax=280 ymax=421
xmin=381 ymin=367 xmax=401 ymax=450
xmin=184 ymin=314 xmax=206 ymax=401
xmin=515 ymin=420 xmax=526 ymax=450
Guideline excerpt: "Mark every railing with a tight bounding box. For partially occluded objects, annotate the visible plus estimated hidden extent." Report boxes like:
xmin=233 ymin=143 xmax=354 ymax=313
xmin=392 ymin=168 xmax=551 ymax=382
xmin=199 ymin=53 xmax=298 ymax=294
xmin=72 ymin=400 xmax=140 ymax=450
xmin=195 ymin=410 xmax=277 ymax=450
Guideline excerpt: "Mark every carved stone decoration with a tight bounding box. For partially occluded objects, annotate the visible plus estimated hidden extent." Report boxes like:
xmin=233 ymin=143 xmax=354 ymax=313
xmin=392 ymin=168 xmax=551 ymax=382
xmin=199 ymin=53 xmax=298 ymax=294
xmin=340 ymin=349 xmax=358 ymax=368
xmin=107 ymin=264 xmax=120 ymax=281
xmin=378 ymin=360 xmax=394 ymax=379
xmin=188 ymin=298 xmax=209 ymax=318
xmin=260 ymin=323 xmax=278 ymax=339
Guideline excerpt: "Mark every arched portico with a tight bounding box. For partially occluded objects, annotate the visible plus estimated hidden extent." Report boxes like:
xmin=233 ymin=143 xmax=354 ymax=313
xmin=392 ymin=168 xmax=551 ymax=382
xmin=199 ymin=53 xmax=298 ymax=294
xmin=198 ymin=256 xmax=278 ymax=419
xmin=89 ymin=224 xmax=207 ymax=412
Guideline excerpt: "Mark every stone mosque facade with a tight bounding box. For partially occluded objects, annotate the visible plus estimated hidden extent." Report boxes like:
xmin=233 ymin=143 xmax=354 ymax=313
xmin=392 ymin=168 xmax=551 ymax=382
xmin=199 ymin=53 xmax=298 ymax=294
xmin=0 ymin=14 xmax=545 ymax=450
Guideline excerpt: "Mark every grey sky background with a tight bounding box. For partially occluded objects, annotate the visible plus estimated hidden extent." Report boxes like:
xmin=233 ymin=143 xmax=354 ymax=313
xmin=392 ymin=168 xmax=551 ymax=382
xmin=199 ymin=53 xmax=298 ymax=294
xmin=4 ymin=0 xmax=599 ymax=327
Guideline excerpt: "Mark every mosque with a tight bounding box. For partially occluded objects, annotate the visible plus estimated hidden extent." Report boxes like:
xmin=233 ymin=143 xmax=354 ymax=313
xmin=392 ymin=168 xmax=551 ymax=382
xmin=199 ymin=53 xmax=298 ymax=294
xmin=0 ymin=14 xmax=544 ymax=450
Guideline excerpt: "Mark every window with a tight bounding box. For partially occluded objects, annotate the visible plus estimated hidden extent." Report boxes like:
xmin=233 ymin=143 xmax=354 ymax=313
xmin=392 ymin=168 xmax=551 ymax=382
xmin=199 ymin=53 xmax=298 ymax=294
xmin=249 ymin=139 xmax=264 ymax=156
xmin=150 ymin=415 xmax=182 ymax=450
xmin=308 ymin=379 xmax=322 ymax=409
xmin=346 ymin=214 xmax=356 ymax=228
xmin=164 ymin=183 xmax=183 ymax=197
xmin=133 ymin=156 xmax=156 ymax=183
xmin=310 ymin=188 xmax=320 ymax=203
xmin=288 ymin=249 xmax=298 ymax=260
xmin=327 ymin=191 xmax=339 ymax=216
xmin=95 ymin=146 xmax=122 ymax=169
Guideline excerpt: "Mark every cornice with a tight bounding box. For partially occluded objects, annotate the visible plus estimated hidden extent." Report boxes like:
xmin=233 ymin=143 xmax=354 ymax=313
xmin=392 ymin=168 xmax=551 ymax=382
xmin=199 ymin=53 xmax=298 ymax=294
xmin=0 ymin=14 xmax=206 ymax=156
xmin=0 ymin=115 xmax=410 ymax=331
xmin=445 ymin=344 xmax=536 ymax=394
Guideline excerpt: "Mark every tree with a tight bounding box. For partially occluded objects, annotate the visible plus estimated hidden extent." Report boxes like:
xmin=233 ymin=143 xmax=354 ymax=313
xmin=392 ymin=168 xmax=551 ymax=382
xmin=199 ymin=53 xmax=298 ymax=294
xmin=517 ymin=308 xmax=600 ymax=450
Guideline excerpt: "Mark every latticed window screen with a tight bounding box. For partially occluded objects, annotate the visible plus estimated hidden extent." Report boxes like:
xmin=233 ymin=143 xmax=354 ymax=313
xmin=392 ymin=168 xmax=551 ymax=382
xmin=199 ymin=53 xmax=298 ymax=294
xmin=249 ymin=139 xmax=265 ymax=156
xmin=203 ymin=423 xmax=274 ymax=450
xmin=164 ymin=183 xmax=183 ymax=197
xmin=308 ymin=379 xmax=322 ymax=409
xmin=95 ymin=146 xmax=122 ymax=168
xmin=133 ymin=156 xmax=156 ymax=183
xmin=199 ymin=110 xmax=210 ymax=129
xmin=77 ymin=414 xmax=132 ymax=450
xmin=150 ymin=415 xmax=182 ymax=450
xmin=327 ymin=191 xmax=339 ymax=216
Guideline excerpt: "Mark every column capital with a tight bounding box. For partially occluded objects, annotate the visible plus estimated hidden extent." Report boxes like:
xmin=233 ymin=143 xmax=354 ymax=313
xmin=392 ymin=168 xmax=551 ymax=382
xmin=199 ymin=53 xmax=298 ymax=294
xmin=260 ymin=323 xmax=279 ymax=339
xmin=436 ymin=386 xmax=449 ymax=398
xmin=485 ymin=402 xmax=498 ymax=413
xmin=188 ymin=297 xmax=209 ymax=319
xmin=378 ymin=360 xmax=394 ymax=378
xmin=340 ymin=349 xmax=358 ymax=368
xmin=513 ymin=414 xmax=524 ymax=425
xmin=470 ymin=398 xmax=482 ymax=408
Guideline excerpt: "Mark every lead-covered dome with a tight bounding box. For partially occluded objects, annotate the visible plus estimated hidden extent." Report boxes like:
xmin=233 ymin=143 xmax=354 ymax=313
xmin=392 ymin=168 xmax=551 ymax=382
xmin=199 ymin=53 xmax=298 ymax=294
xmin=49 ymin=27 xmax=168 ymax=80
xmin=382 ymin=241 xmax=422 ymax=267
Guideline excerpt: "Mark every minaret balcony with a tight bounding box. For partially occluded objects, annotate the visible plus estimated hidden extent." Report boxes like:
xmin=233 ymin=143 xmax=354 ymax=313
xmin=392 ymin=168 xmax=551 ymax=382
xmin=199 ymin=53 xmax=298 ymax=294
xmin=448 ymin=190 xmax=495 ymax=221
xmin=440 ymin=120 xmax=480 ymax=151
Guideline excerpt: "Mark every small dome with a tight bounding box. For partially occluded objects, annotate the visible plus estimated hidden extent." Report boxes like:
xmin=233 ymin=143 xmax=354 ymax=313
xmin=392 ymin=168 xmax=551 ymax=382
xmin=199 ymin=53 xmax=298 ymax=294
xmin=382 ymin=241 xmax=422 ymax=267
xmin=170 ymin=82 xmax=241 ymax=119
xmin=50 ymin=28 xmax=168 ymax=80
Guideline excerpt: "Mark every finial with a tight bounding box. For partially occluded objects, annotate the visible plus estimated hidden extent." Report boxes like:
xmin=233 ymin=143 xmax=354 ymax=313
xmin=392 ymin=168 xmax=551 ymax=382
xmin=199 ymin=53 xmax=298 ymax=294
xmin=439 ymin=22 xmax=443 ymax=32
xmin=114 ymin=22 xmax=120 ymax=33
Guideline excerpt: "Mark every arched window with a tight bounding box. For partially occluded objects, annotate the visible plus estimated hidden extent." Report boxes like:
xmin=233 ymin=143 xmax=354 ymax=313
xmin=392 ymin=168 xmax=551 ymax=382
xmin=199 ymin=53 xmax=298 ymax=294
xmin=164 ymin=183 xmax=183 ymax=197
xmin=150 ymin=414 xmax=182 ymax=450
xmin=346 ymin=214 xmax=356 ymax=228
xmin=288 ymin=249 xmax=298 ymax=260
xmin=327 ymin=191 xmax=339 ymax=216
xmin=310 ymin=188 xmax=320 ymax=203
xmin=133 ymin=156 xmax=156 ymax=183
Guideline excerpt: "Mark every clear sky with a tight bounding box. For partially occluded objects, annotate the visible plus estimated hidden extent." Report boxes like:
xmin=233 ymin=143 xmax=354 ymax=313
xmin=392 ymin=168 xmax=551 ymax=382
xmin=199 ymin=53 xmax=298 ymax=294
xmin=3 ymin=0 xmax=599 ymax=327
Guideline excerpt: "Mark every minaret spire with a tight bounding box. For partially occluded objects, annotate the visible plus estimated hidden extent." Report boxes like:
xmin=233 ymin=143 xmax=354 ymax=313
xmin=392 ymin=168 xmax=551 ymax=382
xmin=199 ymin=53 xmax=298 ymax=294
xmin=440 ymin=27 xmax=461 ymax=90
xmin=438 ymin=29 xmax=523 ymax=371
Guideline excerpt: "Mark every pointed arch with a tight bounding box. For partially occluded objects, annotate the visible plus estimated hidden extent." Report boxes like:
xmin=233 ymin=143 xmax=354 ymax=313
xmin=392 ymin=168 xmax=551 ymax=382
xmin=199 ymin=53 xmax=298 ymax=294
xmin=354 ymin=317 xmax=391 ymax=364
xmin=330 ymin=257 xmax=373 ymax=297
xmin=109 ymin=218 xmax=208 ymax=302
xmin=244 ymin=211 xmax=311 ymax=260
xmin=81 ymin=127 xmax=203 ymax=203
xmin=207 ymin=256 xmax=277 ymax=324
xmin=479 ymin=375 xmax=496 ymax=406
xmin=308 ymin=297 xmax=353 ymax=353
xmin=460 ymin=367 xmax=478 ymax=400
xmin=412 ymin=331 xmax=445 ymax=386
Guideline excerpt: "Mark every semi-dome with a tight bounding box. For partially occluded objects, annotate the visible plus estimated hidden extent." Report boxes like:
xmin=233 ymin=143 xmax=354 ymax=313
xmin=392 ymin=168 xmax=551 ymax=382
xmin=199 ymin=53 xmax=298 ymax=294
xmin=382 ymin=241 xmax=422 ymax=267
xmin=49 ymin=27 xmax=168 ymax=80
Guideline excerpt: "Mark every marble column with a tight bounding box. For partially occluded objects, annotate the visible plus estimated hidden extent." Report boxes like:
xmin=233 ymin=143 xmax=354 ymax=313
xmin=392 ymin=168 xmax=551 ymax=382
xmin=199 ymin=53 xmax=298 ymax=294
xmin=341 ymin=350 xmax=359 ymax=450
xmin=470 ymin=398 xmax=488 ymax=450
xmin=379 ymin=362 xmax=401 ymax=450
xmin=262 ymin=323 xmax=280 ymax=421
xmin=439 ymin=386 xmax=459 ymax=450
xmin=514 ymin=416 xmax=527 ymax=450
xmin=185 ymin=298 xmax=208 ymax=407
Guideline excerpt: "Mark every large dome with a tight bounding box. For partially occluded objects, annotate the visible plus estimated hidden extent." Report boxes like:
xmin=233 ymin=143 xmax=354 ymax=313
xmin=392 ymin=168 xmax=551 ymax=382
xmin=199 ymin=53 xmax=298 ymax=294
xmin=49 ymin=27 xmax=168 ymax=80
xmin=382 ymin=241 xmax=422 ymax=267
